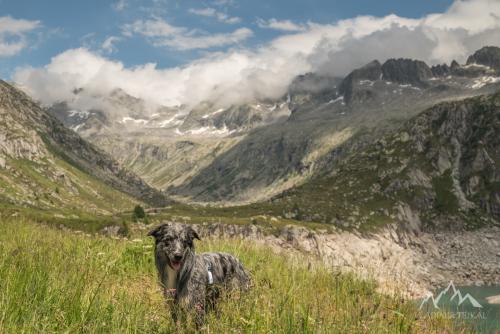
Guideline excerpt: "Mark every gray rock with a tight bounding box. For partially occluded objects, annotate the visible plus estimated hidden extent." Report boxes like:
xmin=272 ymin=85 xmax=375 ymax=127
xmin=101 ymin=225 xmax=122 ymax=237
xmin=466 ymin=46 xmax=500 ymax=74
xmin=381 ymin=58 xmax=432 ymax=87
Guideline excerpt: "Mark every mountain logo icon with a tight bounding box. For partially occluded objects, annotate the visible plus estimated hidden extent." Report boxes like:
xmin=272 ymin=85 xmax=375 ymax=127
xmin=419 ymin=281 xmax=483 ymax=310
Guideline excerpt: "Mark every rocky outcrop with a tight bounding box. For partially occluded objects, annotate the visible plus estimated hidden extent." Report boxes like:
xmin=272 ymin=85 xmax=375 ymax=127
xmin=430 ymin=64 xmax=451 ymax=77
xmin=466 ymin=46 xmax=500 ymax=74
xmin=338 ymin=60 xmax=382 ymax=103
xmin=381 ymin=58 xmax=432 ymax=87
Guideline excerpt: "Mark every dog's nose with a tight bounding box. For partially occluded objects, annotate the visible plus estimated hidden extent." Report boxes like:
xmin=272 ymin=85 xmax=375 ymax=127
xmin=173 ymin=254 xmax=183 ymax=262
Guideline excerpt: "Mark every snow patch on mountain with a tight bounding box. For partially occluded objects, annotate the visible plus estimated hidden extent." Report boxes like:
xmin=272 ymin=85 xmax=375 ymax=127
xmin=470 ymin=76 xmax=500 ymax=89
xmin=68 ymin=110 xmax=90 ymax=119
xmin=202 ymin=108 xmax=225 ymax=119
xmin=120 ymin=117 xmax=148 ymax=125
xmin=175 ymin=124 xmax=236 ymax=137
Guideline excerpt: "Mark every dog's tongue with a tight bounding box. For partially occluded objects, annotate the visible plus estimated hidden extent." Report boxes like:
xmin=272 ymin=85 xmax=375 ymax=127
xmin=171 ymin=261 xmax=181 ymax=271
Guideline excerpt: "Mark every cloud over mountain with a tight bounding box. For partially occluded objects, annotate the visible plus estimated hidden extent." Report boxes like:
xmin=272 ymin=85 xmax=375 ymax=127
xmin=13 ymin=0 xmax=500 ymax=110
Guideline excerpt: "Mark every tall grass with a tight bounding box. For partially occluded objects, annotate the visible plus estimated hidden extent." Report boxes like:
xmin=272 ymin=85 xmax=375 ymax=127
xmin=0 ymin=219 xmax=465 ymax=333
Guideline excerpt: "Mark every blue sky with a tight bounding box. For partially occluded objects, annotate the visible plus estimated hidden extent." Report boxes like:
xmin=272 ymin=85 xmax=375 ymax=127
xmin=0 ymin=0 xmax=455 ymax=78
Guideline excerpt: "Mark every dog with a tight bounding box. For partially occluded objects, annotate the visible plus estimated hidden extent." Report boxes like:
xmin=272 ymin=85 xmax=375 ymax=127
xmin=148 ymin=222 xmax=251 ymax=325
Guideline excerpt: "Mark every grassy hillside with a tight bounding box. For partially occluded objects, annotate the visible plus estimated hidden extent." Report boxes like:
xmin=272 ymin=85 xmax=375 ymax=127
xmin=0 ymin=155 xmax=139 ymax=216
xmin=0 ymin=218 xmax=464 ymax=333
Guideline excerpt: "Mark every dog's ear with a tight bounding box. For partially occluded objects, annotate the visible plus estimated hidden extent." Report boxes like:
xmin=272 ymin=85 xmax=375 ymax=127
xmin=148 ymin=223 xmax=167 ymax=239
xmin=187 ymin=226 xmax=201 ymax=242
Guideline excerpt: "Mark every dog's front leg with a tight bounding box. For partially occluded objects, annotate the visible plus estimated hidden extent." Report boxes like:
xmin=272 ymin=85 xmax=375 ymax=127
xmin=177 ymin=284 xmax=207 ymax=328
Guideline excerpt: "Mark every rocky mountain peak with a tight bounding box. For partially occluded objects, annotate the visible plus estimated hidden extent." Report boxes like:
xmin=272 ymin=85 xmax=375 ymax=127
xmin=338 ymin=60 xmax=382 ymax=103
xmin=466 ymin=46 xmax=500 ymax=73
xmin=430 ymin=63 xmax=451 ymax=77
xmin=343 ymin=60 xmax=382 ymax=82
xmin=381 ymin=58 xmax=432 ymax=87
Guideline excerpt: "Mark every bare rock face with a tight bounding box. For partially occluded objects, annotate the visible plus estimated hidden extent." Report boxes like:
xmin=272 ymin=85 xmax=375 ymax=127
xmin=431 ymin=64 xmax=451 ymax=77
xmin=381 ymin=58 xmax=432 ymax=87
xmin=466 ymin=46 xmax=500 ymax=74
xmin=0 ymin=82 xmax=48 ymax=161
xmin=338 ymin=60 xmax=382 ymax=103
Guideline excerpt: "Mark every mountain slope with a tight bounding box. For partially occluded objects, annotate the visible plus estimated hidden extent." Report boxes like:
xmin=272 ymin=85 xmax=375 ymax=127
xmin=268 ymin=92 xmax=500 ymax=231
xmin=0 ymin=80 xmax=167 ymax=213
xmin=172 ymin=49 xmax=500 ymax=203
xmin=43 ymin=46 xmax=500 ymax=204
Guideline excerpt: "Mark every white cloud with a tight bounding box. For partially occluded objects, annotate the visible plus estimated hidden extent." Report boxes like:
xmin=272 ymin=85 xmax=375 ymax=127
xmin=0 ymin=16 xmax=41 ymax=57
xmin=13 ymin=0 xmax=500 ymax=112
xmin=212 ymin=0 xmax=235 ymax=7
xmin=122 ymin=17 xmax=252 ymax=50
xmin=122 ymin=19 xmax=183 ymax=38
xmin=423 ymin=0 xmax=500 ymax=34
xmin=112 ymin=0 xmax=127 ymax=11
xmin=101 ymin=36 xmax=121 ymax=54
xmin=189 ymin=7 xmax=241 ymax=24
xmin=256 ymin=18 xmax=307 ymax=32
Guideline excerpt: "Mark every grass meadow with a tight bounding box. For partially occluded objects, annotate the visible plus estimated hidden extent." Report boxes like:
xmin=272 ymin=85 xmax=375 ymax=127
xmin=0 ymin=218 xmax=467 ymax=333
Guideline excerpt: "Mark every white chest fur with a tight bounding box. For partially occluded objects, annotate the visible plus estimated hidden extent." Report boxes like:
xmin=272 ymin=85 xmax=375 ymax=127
xmin=165 ymin=265 xmax=178 ymax=289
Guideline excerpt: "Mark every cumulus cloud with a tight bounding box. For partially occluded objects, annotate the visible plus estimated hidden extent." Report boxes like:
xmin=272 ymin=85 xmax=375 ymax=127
xmin=122 ymin=17 xmax=252 ymax=50
xmin=13 ymin=0 xmax=500 ymax=112
xmin=256 ymin=18 xmax=307 ymax=32
xmin=0 ymin=16 xmax=41 ymax=57
xmin=189 ymin=7 xmax=241 ymax=24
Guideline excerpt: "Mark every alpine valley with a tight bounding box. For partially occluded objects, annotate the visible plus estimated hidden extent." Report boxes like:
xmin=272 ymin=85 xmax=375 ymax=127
xmin=45 ymin=46 xmax=500 ymax=210
xmin=1 ymin=45 xmax=499 ymax=321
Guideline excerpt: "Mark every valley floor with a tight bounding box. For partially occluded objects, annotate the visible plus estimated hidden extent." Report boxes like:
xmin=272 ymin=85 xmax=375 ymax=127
xmin=0 ymin=217 xmax=466 ymax=333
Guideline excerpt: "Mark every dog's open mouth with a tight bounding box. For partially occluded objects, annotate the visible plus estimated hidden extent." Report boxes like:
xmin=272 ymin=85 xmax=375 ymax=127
xmin=170 ymin=260 xmax=182 ymax=271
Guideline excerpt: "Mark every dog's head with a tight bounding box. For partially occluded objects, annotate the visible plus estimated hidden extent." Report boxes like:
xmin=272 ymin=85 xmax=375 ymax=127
xmin=148 ymin=223 xmax=200 ymax=271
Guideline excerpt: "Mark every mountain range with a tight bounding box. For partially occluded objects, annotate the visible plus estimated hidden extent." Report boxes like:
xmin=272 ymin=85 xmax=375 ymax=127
xmin=2 ymin=46 xmax=499 ymax=232
xmin=41 ymin=47 xmax=500 ymax=204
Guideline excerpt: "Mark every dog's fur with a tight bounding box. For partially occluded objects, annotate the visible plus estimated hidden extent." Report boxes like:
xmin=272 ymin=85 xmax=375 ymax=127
xmin=148 ymin=223 xmax=251 ymax=324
